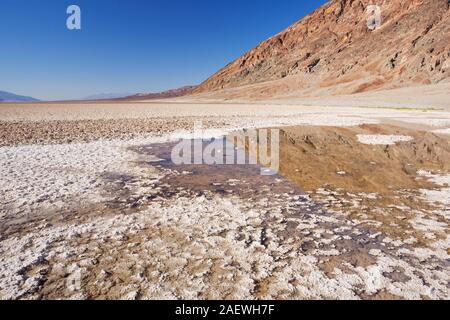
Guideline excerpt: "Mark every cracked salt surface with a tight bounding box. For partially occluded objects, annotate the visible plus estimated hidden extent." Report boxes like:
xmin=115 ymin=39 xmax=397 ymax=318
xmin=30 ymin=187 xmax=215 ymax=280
xmin=0 ymin=137 xmax=165 ymax=215
xmin=356 ymin=134 xmax=414 ymax=145
xmin=1 ymin=117 xmax=449 ymax=300
xmin=417 ymin=171 xmax=450 ymax=207
xmin=2 ymin=191 xmax=448 ymax=300
xmin=0 ymin=113 xmax=380 ymax=220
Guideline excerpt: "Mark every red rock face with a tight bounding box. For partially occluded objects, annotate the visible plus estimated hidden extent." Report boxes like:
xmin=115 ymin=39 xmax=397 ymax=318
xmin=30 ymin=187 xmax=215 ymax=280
xmin=194 ymin=0 xmax=450 ymax=98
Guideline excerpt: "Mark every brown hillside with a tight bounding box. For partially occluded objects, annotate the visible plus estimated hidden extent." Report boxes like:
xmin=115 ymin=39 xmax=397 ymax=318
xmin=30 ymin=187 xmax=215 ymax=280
xmin=194 ymin=0 xmax=450 ymax=98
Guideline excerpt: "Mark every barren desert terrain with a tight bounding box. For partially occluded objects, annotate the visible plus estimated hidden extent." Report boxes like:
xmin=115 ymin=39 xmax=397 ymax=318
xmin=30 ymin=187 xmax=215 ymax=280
xmin=1 ymin=0 xmax=450 ymax=301
xmin=1 ymin=92 xmax=449 ymax=299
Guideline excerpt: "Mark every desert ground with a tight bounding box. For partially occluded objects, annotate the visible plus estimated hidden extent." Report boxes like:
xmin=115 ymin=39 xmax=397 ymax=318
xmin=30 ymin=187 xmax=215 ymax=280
xmin=0 ymin=93 xmax=449 ymax=300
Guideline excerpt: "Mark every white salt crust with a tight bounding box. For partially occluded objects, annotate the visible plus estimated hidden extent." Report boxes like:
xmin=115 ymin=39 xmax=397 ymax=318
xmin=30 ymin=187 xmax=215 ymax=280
xmin=356 ymin=135 xmax=414 ymax=145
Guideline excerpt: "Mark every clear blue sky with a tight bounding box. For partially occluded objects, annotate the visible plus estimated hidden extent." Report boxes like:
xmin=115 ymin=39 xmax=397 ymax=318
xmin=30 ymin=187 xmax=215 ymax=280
xmin=0 ymin=0 xmax=328 ymax=100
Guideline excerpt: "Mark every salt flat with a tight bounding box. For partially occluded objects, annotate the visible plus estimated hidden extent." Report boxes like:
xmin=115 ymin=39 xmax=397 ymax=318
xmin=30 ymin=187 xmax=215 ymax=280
xmin=0 ymin=101 xmax=449 ymax=300
xmin=1 ymin=100 xmax=450 ymax=145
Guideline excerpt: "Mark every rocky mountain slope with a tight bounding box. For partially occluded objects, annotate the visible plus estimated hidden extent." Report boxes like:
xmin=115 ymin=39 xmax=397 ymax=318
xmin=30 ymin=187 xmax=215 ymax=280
xmin=194 ymin=0 xmax=450 ymax=99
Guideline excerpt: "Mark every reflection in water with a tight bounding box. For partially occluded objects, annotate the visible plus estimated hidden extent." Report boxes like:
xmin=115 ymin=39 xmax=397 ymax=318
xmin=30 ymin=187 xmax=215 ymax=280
xmin=132 ymin=136 xmax=302 ymax=200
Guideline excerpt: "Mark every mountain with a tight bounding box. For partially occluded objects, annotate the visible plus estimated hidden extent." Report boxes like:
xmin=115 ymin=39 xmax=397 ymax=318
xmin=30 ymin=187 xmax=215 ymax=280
xmin=118 ymin=86 xmax=196 ymax=101
xmin=0 ymin=90 xmax=39 ymax=102
xmin=194 ymin=0 xmax=450 ymax=99
xmin=80 ymin=93 xmax=134 ymax=101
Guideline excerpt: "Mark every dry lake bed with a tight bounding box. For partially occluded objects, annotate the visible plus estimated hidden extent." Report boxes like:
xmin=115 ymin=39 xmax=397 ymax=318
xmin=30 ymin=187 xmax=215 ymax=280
xmin=0 ymin=101 xmax=449 ymax=299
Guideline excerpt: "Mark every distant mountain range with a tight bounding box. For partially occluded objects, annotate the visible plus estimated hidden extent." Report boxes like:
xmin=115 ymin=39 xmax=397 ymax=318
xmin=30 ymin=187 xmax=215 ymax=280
xmin=75 ymin=86 xmax=196 ymax=101
xmin=0 ymin=87 xmax=196 ymax=103
xmin=79 ymin=93 xmax=135 ymax=101
xmin=0 ymin=90 xmax=39 ymax=102
xmin=117 ymin=86 xmax=196 ymax=101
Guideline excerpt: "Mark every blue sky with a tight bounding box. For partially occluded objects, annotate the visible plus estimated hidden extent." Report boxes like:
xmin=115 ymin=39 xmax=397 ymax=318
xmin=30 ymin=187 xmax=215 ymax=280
xmin=0 ymin=0 xmax=327 ymax=100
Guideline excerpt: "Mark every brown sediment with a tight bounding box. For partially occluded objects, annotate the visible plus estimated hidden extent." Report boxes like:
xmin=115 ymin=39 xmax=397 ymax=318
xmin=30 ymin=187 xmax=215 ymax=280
xmin=277 ymin=124 xmax=450 ymax=193
xmin=265 ymin=124 xmax=450 ymax=245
